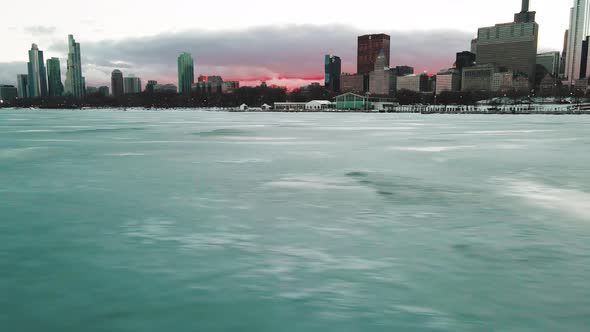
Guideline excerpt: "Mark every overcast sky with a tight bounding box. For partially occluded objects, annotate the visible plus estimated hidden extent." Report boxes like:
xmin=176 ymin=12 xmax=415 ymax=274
xmin=0 ymin=0 xmax=571 ymax=88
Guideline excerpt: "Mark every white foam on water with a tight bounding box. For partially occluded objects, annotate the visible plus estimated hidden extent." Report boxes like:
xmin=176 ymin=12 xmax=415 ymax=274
xmin=464 ymin=130 xmax=551 ymax=135
xmin=389 ymin=145 xmax=476 ymax=152
xmin=215 ymin=158 xmax=271 ymax=164
xmin=502 ymin=179 xmax=590 ymax=220
xmin=266 ymin=175 xmax=369 ymax=191
xmin=315 ymin=126 xmax=414 ymax=131
xmin=220 ymin=136 xmax=298 ymax=141
xmin=104 ymin=153 xmax=146 ymax=157
xmin=16 ymin=129 xmax=54 ymax=133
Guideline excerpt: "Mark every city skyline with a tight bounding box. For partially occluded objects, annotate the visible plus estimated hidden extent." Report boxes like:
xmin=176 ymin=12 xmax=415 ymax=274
xmin=0 ymin=0 xmax=570 ymax=89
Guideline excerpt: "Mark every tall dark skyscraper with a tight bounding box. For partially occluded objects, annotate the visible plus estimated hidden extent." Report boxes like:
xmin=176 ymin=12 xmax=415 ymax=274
xmin=476 ymin=0 xmax=538 ymax=86
xmin=560 ymin=30 xmax=568 ymax=78
xmin=324 ymin=55 xmax=341 ymax=92
xmin=46 ymin=58 xmax=64 ymax=97
xmin=16 ymin=74 xmax=28 ymax=99
xmin=357 ymin=34 xmax=390 ymax=75
xmin=111 ymin=70 xmax=124 ymax=98
xmin=178 ymin=52 xmax=194 ymax=95
xmin=455 ymin=51 xmax=476 ymax=70
xmin=27 ymin=44 xmax=48 ymax=98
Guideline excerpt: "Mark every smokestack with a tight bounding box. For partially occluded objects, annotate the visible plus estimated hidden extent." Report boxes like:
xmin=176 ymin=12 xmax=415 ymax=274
xmin=522 ymin=0 xmax=529 ymax=12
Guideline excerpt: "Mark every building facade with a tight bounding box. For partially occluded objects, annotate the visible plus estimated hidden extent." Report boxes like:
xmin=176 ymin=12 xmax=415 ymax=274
xmin=341 ymin=73 xmax=365 ymax=93
xmin=565 ymin=0 xmax=590 ymax=85
xmin=178 ymin=52 xmax=194 ymax=95
xmin=455 ymin=51 xmax=476 ymax=70
xmin=27 ymin=44 xmax=48 ymax=98
xmin=17 ymin=74 xmax=28 ymax=99
xmin=124 ymin=77 xmax=142 ymax=94
xmin=476 ymin=0 xmax=538 ymax=86
xmin=436 ymin=69 xmax=461 ymax=94
xmin=462 ymin=64 xmax=496 ymax=91
xmin=154 ymin=84 xmax=178 ymax=93
xmin=64 ymin=35 xmax=85 ymax=98
xmin=369 ymin=50 xmax=395 ymax=96
xmin=536 ymin=52 xmax=561 ymax=77
xmin=222 ymin=81 xmax=240 ymax=94
xmin=324 ymin=54 xmax=341 ymax=92
xmin=0 ymin=85 xmax=18 ymax=103
xmin=391 ymin=66 xmax=414 ymax=76
xmin=396 ymin=74 xmax=429 ymax=93
xmin=98 ymin=86 xmax=110 ymax=96
xmin=111 ymin=70 xmax=125 ymax=97
xmin=46 ymin=58 xmax=64 ymax=97
xmin=357 ymin=34 xmax=390 ymax=75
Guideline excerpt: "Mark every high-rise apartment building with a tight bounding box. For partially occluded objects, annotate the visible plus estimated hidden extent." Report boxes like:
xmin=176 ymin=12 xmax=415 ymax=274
xmin=27 ymin=44 xmax=48 ymax=98
xmin=476 ymin=0 xmax=538 ymax=86
xmin=98 ymin=86 xmax=110 ymax=96
xmin=64 ymin=35 xmax=85 ymax=98
xmin=565 ymin=0 xmax=590 ymax=85
xmin=46 ymin=58 xmax=64 ymax=97
xmin=17 ymin=74 xmax=28 ymax=99
xmin=324 ymin=55 xmax=341 ymax=92
xmin=124 ymin=77 xmax=142 ymax=94
xmin=111 ymin=70 xmax=124 ymax=97
xmin=357 ymin=34 xmax=390 ymax=75
xmin=178 ymin=52 xmax=194 ymax=95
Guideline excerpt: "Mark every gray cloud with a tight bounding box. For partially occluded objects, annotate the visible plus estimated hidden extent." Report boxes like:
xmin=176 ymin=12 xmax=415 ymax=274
xmin=0 ymin=62 xmax=27 ymax=86
xmin=24 ymin=26 xmax=57 ymax=36
xmin=42 ymin=24 xmax=472 ymax=86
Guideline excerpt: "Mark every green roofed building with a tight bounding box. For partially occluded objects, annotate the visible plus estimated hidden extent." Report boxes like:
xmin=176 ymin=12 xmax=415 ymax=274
xmin=334 ymin=92 xmax=396 ymax=112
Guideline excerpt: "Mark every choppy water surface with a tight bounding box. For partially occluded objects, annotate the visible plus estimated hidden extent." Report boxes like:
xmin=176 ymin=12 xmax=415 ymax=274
xmin=1 ymin=109 xmax=590 ymax=331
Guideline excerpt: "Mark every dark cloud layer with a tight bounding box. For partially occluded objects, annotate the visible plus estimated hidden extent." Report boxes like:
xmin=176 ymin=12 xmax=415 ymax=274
xmin=0 ymin=62 xmax=27 ymax=86
xmin=2 ymin=25 xmax=473 ymax=87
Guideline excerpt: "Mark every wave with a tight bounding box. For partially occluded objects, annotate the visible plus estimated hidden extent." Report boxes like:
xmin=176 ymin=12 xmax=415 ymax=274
xmin=389 ymin=145 xmax=476 ymax=152
xmin=266 ymin=175 xmax=369 ymax=191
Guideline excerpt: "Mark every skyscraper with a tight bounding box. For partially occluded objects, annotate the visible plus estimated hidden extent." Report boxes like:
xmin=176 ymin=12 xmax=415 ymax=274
xmin=537 ymin=52 xmax=561 ymax=77
xmin=565 ymin=0 xmax=590 ymax=85
xmin=324 ymin=55 xmax=341 ymax=92
xmin=560 ymin=30 xmax=569 ymax=78
xmin=369 ymin=49 xmax=395 ymax=96
xmin=46 ymin=58 xmax=64 ymax=97
xmin=124 ymin=77 xmax=142 ymax=94
xmin=178 ymin=52 xmax=194 ymax=95
xmin=357 ymin=34 xmax=390 ymax=75
xmin=64 ymin=35 xmax=85 ymax=98
xmin=476 ymin=0 xmax=538 ymax=86
xmin=27 ymin=43 xmax=48 ymax=98
xmin=111 ymin=70 xmax=124 ymax=97
xmin=16 ymin=74 xmax=28 ymax=99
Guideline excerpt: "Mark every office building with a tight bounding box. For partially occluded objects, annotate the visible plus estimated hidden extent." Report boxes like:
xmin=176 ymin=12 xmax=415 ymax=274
xmin=0 ymin=85 xmax=18 ymax=103
xmin=86 ymin=86 xmax=98 ymax=94
xmin=178 ymin=52 xmax=194 ymax=95
xmin=369 ymin=50 xmax=395 ymax=96
xmin=193 ymin=75 xmax=223 ymax=94
xmin=111 ymin=70 xmax=124 ymax=97
xmin=145 ymin=80 xmax=158 ymax=93
xmin=471 ymin=38 xmax=478 ymax=56
xmin=455 ymin=51 xmax=476 ymax=70
xmin=560 ymin=30 xmax=569 ymax=78
xmin=536 ymin=52 xmax=561 ymax=77
xmin=27 ymin=43 xmax=48 ymax=98
xmin=391 ymin=66 xmax=414 ymax=76
xmin=64 ymin=35 xmax=85 ymax=98
xmin=341 ymin=73 xmax=365 ymax=93
xmin=462 ymin=64 xmax=496 ymax=91
xmin=357 ymin=34 xmax=390 ymax=75
xmin=436 ymin=69 xmax=461 ymax=94
xmin=98 ymin=86 xmax=109 ymax=96
xmin=154 ymin=84 xmax=177 ymax=93
xmin=222 ymin=81 xmax=240 ymax=94
xmin=324 ymin=55 xmax=341 ymax=92
xmin=565 ymin=0 xmax=590 ymax=85
xmin=46 ymin=58 xmax=63 ymax=97
xmin=476 ymin=0 xmax=538 ymax=86
xmin=124 ymin=77 xmax=142 ymax=94
xmin=16 ymin=74 xmax=28 ymax=99
xmin=396 ymin=74 xmax=429 ymax=93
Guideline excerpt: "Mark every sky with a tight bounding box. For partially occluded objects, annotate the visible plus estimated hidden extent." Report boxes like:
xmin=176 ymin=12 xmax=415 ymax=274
xmin=0 ymin=0 xmax=572 ymax=89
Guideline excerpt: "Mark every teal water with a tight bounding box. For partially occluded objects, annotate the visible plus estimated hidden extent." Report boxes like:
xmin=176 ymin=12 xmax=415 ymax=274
xmin=1 ymin=109 xmax=590 ymax=331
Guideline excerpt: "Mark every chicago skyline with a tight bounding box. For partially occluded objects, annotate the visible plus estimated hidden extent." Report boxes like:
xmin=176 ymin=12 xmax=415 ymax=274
xmin=0 ymin=0 xmax=571 ymax=89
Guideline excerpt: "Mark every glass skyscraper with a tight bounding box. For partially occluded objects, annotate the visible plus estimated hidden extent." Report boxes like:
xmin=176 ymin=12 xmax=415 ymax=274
xmin=324 ymin=55 xmax=341 ymax=92
xmin=17 ymin=74 xmax=28 ymax=99
xmin=27 ymin=44 xmax=48 ymax=98
xmin=46 ymin=58 xmax=64 ymax=97
xmin=111 ymin=70 xmax=125 ymax=97
xmin=178 ymin=53 xmax=194 ymax=95
xmin=565 ymin=0 xmax=590 ymax=85
xmin=64 ymin=35 xmax=85 ymax=98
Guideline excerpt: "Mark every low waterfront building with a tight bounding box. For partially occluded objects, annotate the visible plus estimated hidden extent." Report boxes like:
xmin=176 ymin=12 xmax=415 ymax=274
xmin=0 ymin=85 xmax=18 ymax=103
xmin=334 ymin=92 xmax=396 ymax=111
xmin=305 ymin=100 xmax=333 ymax=110
xmin=274 ymin=102 xmax=307 ymax=111
xmin=436 ymin=69 xmax=461 ymax=94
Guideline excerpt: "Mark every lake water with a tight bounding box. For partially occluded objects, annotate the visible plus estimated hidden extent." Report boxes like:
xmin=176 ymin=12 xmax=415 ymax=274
xmin=1 ymin=109 xmax=590 ymax=331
